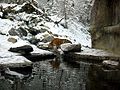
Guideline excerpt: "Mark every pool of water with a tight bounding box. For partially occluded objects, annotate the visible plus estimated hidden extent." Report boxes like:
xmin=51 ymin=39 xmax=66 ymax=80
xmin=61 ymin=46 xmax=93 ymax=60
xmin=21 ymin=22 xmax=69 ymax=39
xmin=0 ymin=57 xmax=91 ymax=90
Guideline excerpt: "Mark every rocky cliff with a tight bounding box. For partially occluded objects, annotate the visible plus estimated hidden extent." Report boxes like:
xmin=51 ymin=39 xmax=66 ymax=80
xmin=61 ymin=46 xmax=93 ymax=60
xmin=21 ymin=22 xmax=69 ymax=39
xmin=91 ymin=0 xmax=120 ymax=55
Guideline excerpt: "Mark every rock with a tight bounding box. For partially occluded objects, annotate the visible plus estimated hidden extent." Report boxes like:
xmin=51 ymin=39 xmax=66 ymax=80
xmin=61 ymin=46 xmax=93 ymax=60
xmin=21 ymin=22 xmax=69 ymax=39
xmin=7 ymin=37 xmax=17 ymax=43
xmin=102 ymin=60 xmax=119 ymax=70
xmin=40 ymin=28 xmax=48 ymax=33
xmin=42 ymin=35 xmax=54 ymax=43
xmin=28 ymin=38 xmax=40 ymax=45
xmin=20 ymin=3 xmax=36 ymax=14
xmin=8 ymin=45 xmax=33 ymax=54
xmin=8 ymin=27 xmax=27 ymax=37
xmin=19 ymin=3 xmax=43 ymax=14
xmin=61 ymin=43 xmax=81 ymax=52
xmin=27 ymin=27 xmax=40 ymax=36
xmin=24 ymin=53 xmax=55 ymax=61
xmin=91 ymin=0 xmax=120 ymax=55
xmin=0 ymin=55 xmax=32 ymax=68
xmin=37 ymin=43 xmax=50 ymax=50
xmin=8 ymin=28 xmax=17 ymax=36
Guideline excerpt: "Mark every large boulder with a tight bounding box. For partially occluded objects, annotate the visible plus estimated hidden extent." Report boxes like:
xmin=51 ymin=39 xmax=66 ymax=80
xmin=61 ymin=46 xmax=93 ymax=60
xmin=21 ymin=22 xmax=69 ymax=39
xmin=8 ymin=45 xmax=33 ymax=54
xmin=60 ymin=43 xmax=81 ymax=52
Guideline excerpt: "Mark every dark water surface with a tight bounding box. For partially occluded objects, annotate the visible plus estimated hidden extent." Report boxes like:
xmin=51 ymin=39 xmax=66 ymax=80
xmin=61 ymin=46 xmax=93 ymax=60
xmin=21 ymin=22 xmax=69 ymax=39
xmin=0 ymin=57 xmax=91 ymax=90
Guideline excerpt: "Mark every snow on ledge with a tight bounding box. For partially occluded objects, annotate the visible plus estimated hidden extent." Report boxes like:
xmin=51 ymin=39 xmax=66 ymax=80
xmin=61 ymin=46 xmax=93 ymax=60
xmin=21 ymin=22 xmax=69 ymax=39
xmin=0 ymin=56 xmax=32 ymax=68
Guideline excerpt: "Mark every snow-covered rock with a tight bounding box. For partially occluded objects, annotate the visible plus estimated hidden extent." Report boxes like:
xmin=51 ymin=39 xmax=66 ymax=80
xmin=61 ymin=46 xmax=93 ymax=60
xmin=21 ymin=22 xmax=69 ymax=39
xmin=61 ymin=43 xmax=81 ymax=52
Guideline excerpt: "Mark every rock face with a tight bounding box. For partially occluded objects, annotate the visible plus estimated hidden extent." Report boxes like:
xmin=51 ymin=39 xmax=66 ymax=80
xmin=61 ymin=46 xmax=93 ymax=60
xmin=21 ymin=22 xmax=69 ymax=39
xmin=90 ymin=0 xmax=120 ymax=55
xmin=9 ymin=45 xmax=33 ymax=54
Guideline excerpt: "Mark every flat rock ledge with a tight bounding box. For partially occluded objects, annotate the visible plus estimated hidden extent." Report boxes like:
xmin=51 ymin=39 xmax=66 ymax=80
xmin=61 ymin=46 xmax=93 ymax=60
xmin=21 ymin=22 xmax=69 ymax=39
xmin=0 ymin=56 xmax=32 ymax=68
xmin=63 ymin=48 xmax=120 ymax=63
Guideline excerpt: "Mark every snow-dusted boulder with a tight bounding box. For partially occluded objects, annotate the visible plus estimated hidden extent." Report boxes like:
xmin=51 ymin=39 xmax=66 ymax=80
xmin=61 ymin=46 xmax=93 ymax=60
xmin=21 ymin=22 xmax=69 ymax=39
xmin=0 ymin=55 xmax=32 ymax=68
xmin=60 ymin=43 xmax=81 ymax=52
xmin=28 ymin=37 xmax=40 ymax=45
xmin=42 ymin=35 xmax=54 ymax=43
xmin=8 ymin=27 xmax=27 ymax=37
xmin=28 ymin=27 xmax=40 ymax=36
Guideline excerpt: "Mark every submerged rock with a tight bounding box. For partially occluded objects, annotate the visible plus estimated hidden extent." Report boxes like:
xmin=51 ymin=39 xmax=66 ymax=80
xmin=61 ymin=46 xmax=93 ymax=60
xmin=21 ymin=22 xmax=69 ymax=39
xmin=8 ymin=45 xmax=33 ymax=54
xmin=102 ymin=60 xmax=119 ymax=70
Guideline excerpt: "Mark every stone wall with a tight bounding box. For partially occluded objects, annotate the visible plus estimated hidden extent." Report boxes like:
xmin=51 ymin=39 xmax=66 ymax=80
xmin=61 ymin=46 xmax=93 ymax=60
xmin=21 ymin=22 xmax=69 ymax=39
xmin=90 ymin=0 xmax=120 ymax=55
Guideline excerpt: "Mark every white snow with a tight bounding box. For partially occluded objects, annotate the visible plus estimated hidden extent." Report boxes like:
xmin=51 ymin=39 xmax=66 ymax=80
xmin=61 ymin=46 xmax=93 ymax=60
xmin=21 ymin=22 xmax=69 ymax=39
xmin=0 ymin=12 xmax=3 ymax=17
xmin=0 ymin=3 xmax=16 ymax=8
xmin=45 ymin=19 xmax=91 ymax=47
xmin=0 ymin=18 xmax=18 ymax=34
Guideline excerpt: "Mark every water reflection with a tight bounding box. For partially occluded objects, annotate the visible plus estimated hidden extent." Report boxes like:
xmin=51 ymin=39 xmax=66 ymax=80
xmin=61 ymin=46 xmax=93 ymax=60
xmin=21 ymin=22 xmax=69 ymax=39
xmin=0 ymin=57 xmax=91 ymax=90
